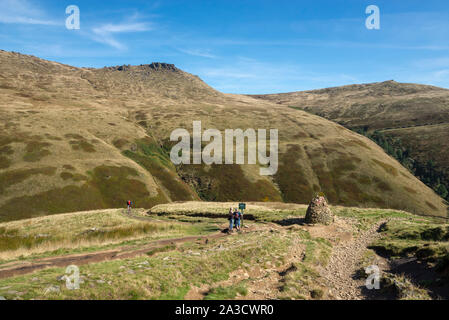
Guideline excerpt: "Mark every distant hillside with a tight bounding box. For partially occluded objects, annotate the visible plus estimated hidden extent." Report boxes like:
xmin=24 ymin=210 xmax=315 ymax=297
xmin=251 ymin=80 xmax=449 ymax=129
xmin=252 ymin=81 xmax=449 ymax=206
xmin=0 ymin=50 xmax=447 ymax=221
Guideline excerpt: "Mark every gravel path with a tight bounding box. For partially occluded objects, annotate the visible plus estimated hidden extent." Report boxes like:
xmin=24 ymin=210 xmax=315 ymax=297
xmin=320 ymin=220 xmax=386 ymax=300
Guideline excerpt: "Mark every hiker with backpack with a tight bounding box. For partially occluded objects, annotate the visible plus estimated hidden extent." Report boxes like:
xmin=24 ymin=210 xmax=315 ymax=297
xmin=127 ymin=200 xmax=132 ymax=214
xmin=233 ymin=208 xmax=241 ymax=231
xmin=238 ymin=209 xmax=243 ymax=228
xmin=228 ymin=208 xmax=234 ymax=233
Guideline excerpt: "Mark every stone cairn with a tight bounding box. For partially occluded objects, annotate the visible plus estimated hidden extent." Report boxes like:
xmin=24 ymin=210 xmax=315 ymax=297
xmin=304 ymin=194 xmax=334 ymax=225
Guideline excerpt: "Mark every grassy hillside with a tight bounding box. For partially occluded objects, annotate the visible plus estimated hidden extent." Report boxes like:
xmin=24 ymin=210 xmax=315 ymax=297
xmin=0 ymin=50 xmax=447 ymax=221
xmin=252 ymin=81 xmax=449 ymax=207
xmin=0 ymin=203 xmax=447 ymax=300
xmin=251 ymin=80 xmax=449 ymax=130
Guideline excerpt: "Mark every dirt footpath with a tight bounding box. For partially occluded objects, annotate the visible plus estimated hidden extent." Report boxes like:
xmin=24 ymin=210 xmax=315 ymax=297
xmin=318 ymin=220 xmax=387 ymax=300
xmin=0 ymin=233 xmax=226 ymax=279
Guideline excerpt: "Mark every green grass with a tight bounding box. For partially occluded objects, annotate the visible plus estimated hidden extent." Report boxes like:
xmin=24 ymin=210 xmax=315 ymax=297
xmin=0 ymin=228 xmax=294 ymax=300
xmin=65 ymin=134 xmax=96 ymax=153
xmin=278 ymin=263 xmax=322 ymax=300
xmin=23 ymin=140 xmax=51 ymax=162
xmin=332 ymin=207 xmax=422 ymax=235
xmin=69 ymin=140 xmax=95 ymax=153
xmin=123 ymin=151 xmax=193 ymax=201
xmin=179 ymin=163 xmax=282 ymax=202
xmin=159 ymin=138 xmax=282 ymax=203
xmin=150 ymin=202 xmax=307 ymax=224
xmin=79 ymin=223 xmax=180 ymax=242
xmin=349 ymin=173 xmax=372 ymax=186
xmin=146 ymin=244 xmax=177 ymax=257
xmin=123 ymin=138 xmax=195 ymax=201
xmin=0 ymin=145 xmax=13 ymax=156
xmin=0 ymin=210 xmax=220 ymax=263
xmin=60 ymin=172 xmax=73 ymax=180
xmin=60 ymin=172 xmax=87 ymax=181
xmin=275 ymin=145 xmax=313 ymax=203
xmin=0 ymin=167 xmax=56 ymax=193
xmin=369 ymin=219 xmax=449 ymax=263
xmin=2 ymin=205 xmax=444 ymax=300
xmin=0 ymin=165 xmax=167 ymax=222
xmin=372 ymin=159 xmax=399 ymax=176
xmin=302 ymin=237 xmax=332 ymax=266
xmin=380 ymin=273 xmax=432 ymax=300
xmin=87 ymin=165 xmax=151 ymax=208
xmin=304 ymin=147 xmax=382 ymax=207
xmin=0 ymin=228 xmax=48 ymax=251
xmin=0 ymin=184 xmax=104 ymax=222
xmin=204 ymin=283 xmax=248 ymax=300
xmin=380 ymin=221 xmax=449 ymax=241
xmin=0 ymin=132 xmax=54 ymax=163
xmin=0 ymin=155 xmax=11 ymax=169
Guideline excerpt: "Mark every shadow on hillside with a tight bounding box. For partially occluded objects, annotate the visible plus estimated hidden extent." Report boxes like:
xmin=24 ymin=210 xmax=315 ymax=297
xmin=273 ymin=218 xmax=306 ymax=226
xmin=147 ymin=211 xmax=257 ymax=221
xmin=359 ymin=281 xmax=398 ymax=300
xmin=365 ymin=250 xmax=449 ymax=300
xmin=389 ymin=258 xmax=449 ymax=300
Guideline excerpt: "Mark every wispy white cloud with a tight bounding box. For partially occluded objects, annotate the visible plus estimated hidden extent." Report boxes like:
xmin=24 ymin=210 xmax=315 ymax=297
xmin=0 ymin=0 xmax=59 ymax=25
xmin=202 ymin=69 xmax=257 ymax=79
xmin=398 ymin=71 xmax=449 ymax=89
xmin=178 ymin=48 xmax=217 ymax=59
xmin=406 ymin=57 xmax=449 ymax=87
xmin=432 ymin=69 xmax=449 ymax=81
xmin=413 ymin=57 xmax=449 ymax=69
xmin=91 ymin=21 xmax=152 ymax=50
xmin=158 ymin=36 xmax=449 ymax=52
xmin=93 ymin=22 xmax=149 ymax=34
xmin=197 ymin=57 xmax=359 ymax=94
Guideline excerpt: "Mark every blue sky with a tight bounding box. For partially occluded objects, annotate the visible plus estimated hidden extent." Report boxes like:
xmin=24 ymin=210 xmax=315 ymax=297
xmin=1 ymin=0 xmax=449 ymax=93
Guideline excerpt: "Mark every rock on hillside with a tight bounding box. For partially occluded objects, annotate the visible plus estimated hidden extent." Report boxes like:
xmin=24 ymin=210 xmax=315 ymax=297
xmin=305 ymin=195 xmax=334 ymax=225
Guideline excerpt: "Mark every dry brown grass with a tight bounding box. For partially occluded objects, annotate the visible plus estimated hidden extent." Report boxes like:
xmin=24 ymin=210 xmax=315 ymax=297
xmin=0 ymin=50 xmax=447 ymax=221
xmin=150 ymin=201 xmax=307 ymax=216
xmin=252 ymin=81 xmax=449 ymax=214
xmin=0 ymin=208 xmax=188 ymax=260
xmin=252 ymin=80 xmax=449 ymax=131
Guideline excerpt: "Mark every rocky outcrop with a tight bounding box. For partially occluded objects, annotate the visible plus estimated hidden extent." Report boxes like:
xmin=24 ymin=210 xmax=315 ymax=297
xmin=305 ymin=195 xmax=334 ymax=225
xmin=147 ymin=62 xmax=177 ymax=71
xmin=109 ymin=63 xmax=178 ymax=72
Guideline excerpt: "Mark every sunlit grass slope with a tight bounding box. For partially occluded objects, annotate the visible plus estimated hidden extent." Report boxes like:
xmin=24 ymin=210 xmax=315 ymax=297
xmin=0 ymin=50 xmax=447 ymax=221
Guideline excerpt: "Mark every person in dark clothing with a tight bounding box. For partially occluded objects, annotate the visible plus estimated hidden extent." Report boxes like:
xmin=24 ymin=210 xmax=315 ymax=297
xmin=127 ymin=200 xmax=132 ymax=214
xmin=233 ymin=209 xmax=240 ymax=231
xmin=228 ymin=208 xmax=234 ymax=232
xmin=238 ymin=209 xmax=243 ymax=228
